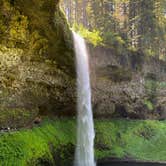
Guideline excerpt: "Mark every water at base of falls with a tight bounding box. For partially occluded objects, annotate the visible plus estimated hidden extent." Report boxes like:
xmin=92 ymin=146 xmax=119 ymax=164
xmin=73 ymin=31 xmax=96 ymax=166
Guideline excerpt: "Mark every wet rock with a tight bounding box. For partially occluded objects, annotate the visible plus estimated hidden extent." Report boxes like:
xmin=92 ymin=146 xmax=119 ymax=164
xmin=90 ymin=46 xmax=166 ymax=119
xmin=0 ymin=0 xmax=76 ymax=128
xmin=33 ymin=117 xmax=42 ymax=125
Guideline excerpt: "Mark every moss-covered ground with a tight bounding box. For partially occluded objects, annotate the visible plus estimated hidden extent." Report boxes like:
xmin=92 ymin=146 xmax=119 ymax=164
xmin=0 ymin=118 xmax=165 ymax=165
xmin=95 ymin=119 xmax=166 ymax=161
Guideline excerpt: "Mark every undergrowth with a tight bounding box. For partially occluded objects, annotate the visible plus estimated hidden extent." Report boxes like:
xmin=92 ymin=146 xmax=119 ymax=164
xmin=0 ymin=118 xmax=165 ymax=165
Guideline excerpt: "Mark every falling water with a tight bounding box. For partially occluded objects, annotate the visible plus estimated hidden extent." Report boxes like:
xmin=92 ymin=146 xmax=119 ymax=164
xmin=73 ymin=31 xmax=96 ymax=166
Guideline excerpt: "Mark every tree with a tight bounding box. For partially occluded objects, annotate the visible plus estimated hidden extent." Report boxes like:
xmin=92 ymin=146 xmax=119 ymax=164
xmin=61 ymin=0 xmax=166 ymax=60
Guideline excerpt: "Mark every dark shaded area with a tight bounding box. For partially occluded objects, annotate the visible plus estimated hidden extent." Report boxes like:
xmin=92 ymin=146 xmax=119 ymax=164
xmin=99 ymin=161 xmax=166 ymax=166
xmin=114 ymin=105 xmax=128 ymax=118
xmin=51 ymin=143 xmax=74 ymax=166
xmin=99 ymin=65 xmax=132 ymax=82
xmin=9 ymin=0 xmax=15 ymax=5
xmin=130 ymin=50 xmax=144 ymax=71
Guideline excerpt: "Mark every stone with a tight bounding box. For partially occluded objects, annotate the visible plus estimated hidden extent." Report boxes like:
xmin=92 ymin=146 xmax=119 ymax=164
xmin=89 ymin=46 xmax=166 ymax=120
xmin=0 ymin=0 xmax=76 ymax=128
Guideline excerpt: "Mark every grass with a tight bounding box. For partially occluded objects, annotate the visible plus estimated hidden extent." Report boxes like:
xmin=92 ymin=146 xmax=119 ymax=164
xmin=0 ymin=118 xmax=165 ymax=165
xmin=0 ymin=118 xmax=76 ymax=166
xmin=95 ymin=119 xmax=166 ymax=162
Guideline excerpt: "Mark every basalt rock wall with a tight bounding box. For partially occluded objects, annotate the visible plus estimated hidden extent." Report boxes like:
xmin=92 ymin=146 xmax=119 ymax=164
xmin=0 ymin=0 xmax=76 ymax=128
xmin=89 ymin=46 xmax=166 ymax=119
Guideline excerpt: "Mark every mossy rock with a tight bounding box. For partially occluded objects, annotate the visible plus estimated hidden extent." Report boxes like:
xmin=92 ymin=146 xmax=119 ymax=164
xmin=0 ymin=0 xmax=74 ymax=74
xmin=0 ymin=0 xmax=76 ymax=127
xmin=99 ymin=65 xmax=132 ymax=82
xmin=145 ymin=73 xmax=157 ymax=81
xmin=0 ymin=108 xmax=38 ymax=128
xmin=144 ymin=100 xmax=154 ymax=111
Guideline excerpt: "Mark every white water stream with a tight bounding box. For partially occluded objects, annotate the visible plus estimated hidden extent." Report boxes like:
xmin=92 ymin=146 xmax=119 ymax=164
xmin=73 ymin=32 xmax=96 ymax=166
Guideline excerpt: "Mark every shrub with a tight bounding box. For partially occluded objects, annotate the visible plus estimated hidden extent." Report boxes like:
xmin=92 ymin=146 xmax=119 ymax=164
xmin=72 ymin=23 xmax=103 ymax=46
xmin=144 ymin=100 xmax=154 ymax=111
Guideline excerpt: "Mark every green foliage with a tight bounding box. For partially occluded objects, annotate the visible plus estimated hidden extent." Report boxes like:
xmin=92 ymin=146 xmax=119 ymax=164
xmin=95 ymin=119 xmax=166 ymax=161
xmin=101 ymin=65 xmax=132 ymax=82
xmin=157 ymin=81 xmax=166 ymax=88
xmin=0 ymin=118 xmax=76 ymax=166
xmin=9 ymin=14 xmax=29 ymax=42
xmin=0 ymin=17 xmax=6 ymax=36
xmin=0 ymin=1 xmax=29 ymax=48
xmin=29 ymin=31 xmax=49 ymax=56
xmin=145 ymin=80 xmax=157 ymax=102
xmin=0 ymin=108 xmax=37 ymax=128
xmin=72 ymin=23 xmax=103 ymax=46
xmin=144 ymin=49 xmax=155 ymax=57
xmin=0 ymin=0 xmax=75 ymax=75
xmin=72 ymin=22 xmax=127 ymax=52
xmin=103 ymin=31 xmax=125 ymax=48
xmin=144 ymin=100 xmax=154 ymax=111
xmin=61 ymin=0 xmax=166 ymax=60
xmin=0 ymin=118 xmax=165 ymax=165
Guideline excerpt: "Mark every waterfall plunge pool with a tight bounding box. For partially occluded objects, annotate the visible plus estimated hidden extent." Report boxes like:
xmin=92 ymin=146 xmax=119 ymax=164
xmin=98 ymin=161 xmax=166 ymax=166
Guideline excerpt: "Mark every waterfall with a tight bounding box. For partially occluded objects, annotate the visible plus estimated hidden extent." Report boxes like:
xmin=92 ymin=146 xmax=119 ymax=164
xmin=73 ymin=32 xmax=96 ymax=166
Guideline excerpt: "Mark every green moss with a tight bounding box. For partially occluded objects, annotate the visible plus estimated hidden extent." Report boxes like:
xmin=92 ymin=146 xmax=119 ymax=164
xmin=99 ymin=65 xmax=132 ymax=82
xmin=110 ymin=67 xmax=132 ymax=82
xmin=0 ymin=118 xmax=165 ymax=165
xmin=95 ymin=120 xmax=166 ymax=161
xmin=29 ymin=31 xmax=49 ymax=57
xmin=145 ymin=80 xmax=157 ymax=102
xmin=0 ymin=108 xmax=38 ymax=128
xmin=9 ymin=14 xmax=29 ymax=42
xmin=0 ymin=0 xmax=75 ymax=75
xmin=0 ymin=118 xmax=76 ymax=166
xmin=72 ymin=23 xmax=103 ymax=46
xmin=145 ymin=80 xmax=166 ymax=90
xmin=0 ymin=0 xmax=75 ymax=128
xmin=144 ymin=100 xmax=154 ymax=111
xmin=157 ymin=81 xmax=166 ymax=88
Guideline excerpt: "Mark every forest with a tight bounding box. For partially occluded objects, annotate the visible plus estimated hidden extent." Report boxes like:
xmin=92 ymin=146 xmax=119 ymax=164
xmin=61 ymin=0 xmax=166 ymax=60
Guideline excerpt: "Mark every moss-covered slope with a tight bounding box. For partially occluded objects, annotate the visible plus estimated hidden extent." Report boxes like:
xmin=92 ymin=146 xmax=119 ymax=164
xmin=0 ymin=119 xmax=165 ymax=165
xmin=0 ymin=0 xmax=76 ymax=128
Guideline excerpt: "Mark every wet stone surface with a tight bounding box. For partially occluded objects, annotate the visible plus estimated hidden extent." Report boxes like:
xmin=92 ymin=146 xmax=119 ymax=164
xmin=98 ymin=161 xmax=166 ymax=166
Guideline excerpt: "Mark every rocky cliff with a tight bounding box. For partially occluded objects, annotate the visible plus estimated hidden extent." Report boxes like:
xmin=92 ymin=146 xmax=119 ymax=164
xmin=0 ymin=0 xmax=75 ymax=128
xmin=0 ymin=0 xmax=165 ymax=129
xmin=90 ymin=46 xmax=166 ymax=120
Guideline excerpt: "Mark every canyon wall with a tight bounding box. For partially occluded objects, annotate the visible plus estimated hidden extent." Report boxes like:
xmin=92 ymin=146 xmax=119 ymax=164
xmin=90 ymin=46 xmax=166 ymax=119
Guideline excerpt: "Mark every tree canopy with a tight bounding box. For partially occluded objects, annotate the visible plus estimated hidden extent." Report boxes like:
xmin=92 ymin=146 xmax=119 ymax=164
xmin=61 ymin=0 xmax=166 ymax=60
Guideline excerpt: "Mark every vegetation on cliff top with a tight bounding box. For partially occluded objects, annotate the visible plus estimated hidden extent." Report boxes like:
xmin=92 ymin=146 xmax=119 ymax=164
xmin=0 ymin=118 xmax=165 ymax=165
xmin=61 ymin=0 xmax=166 ymax=60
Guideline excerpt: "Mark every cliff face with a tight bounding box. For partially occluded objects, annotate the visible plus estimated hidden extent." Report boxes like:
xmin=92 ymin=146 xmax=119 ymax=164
xmin=90 ymin=46 xmax=166 ymax=120
xmin=0 ymin=0 xmax=165 ymax=128
xmin=0 ymin=0 xmax=75 ymax=128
